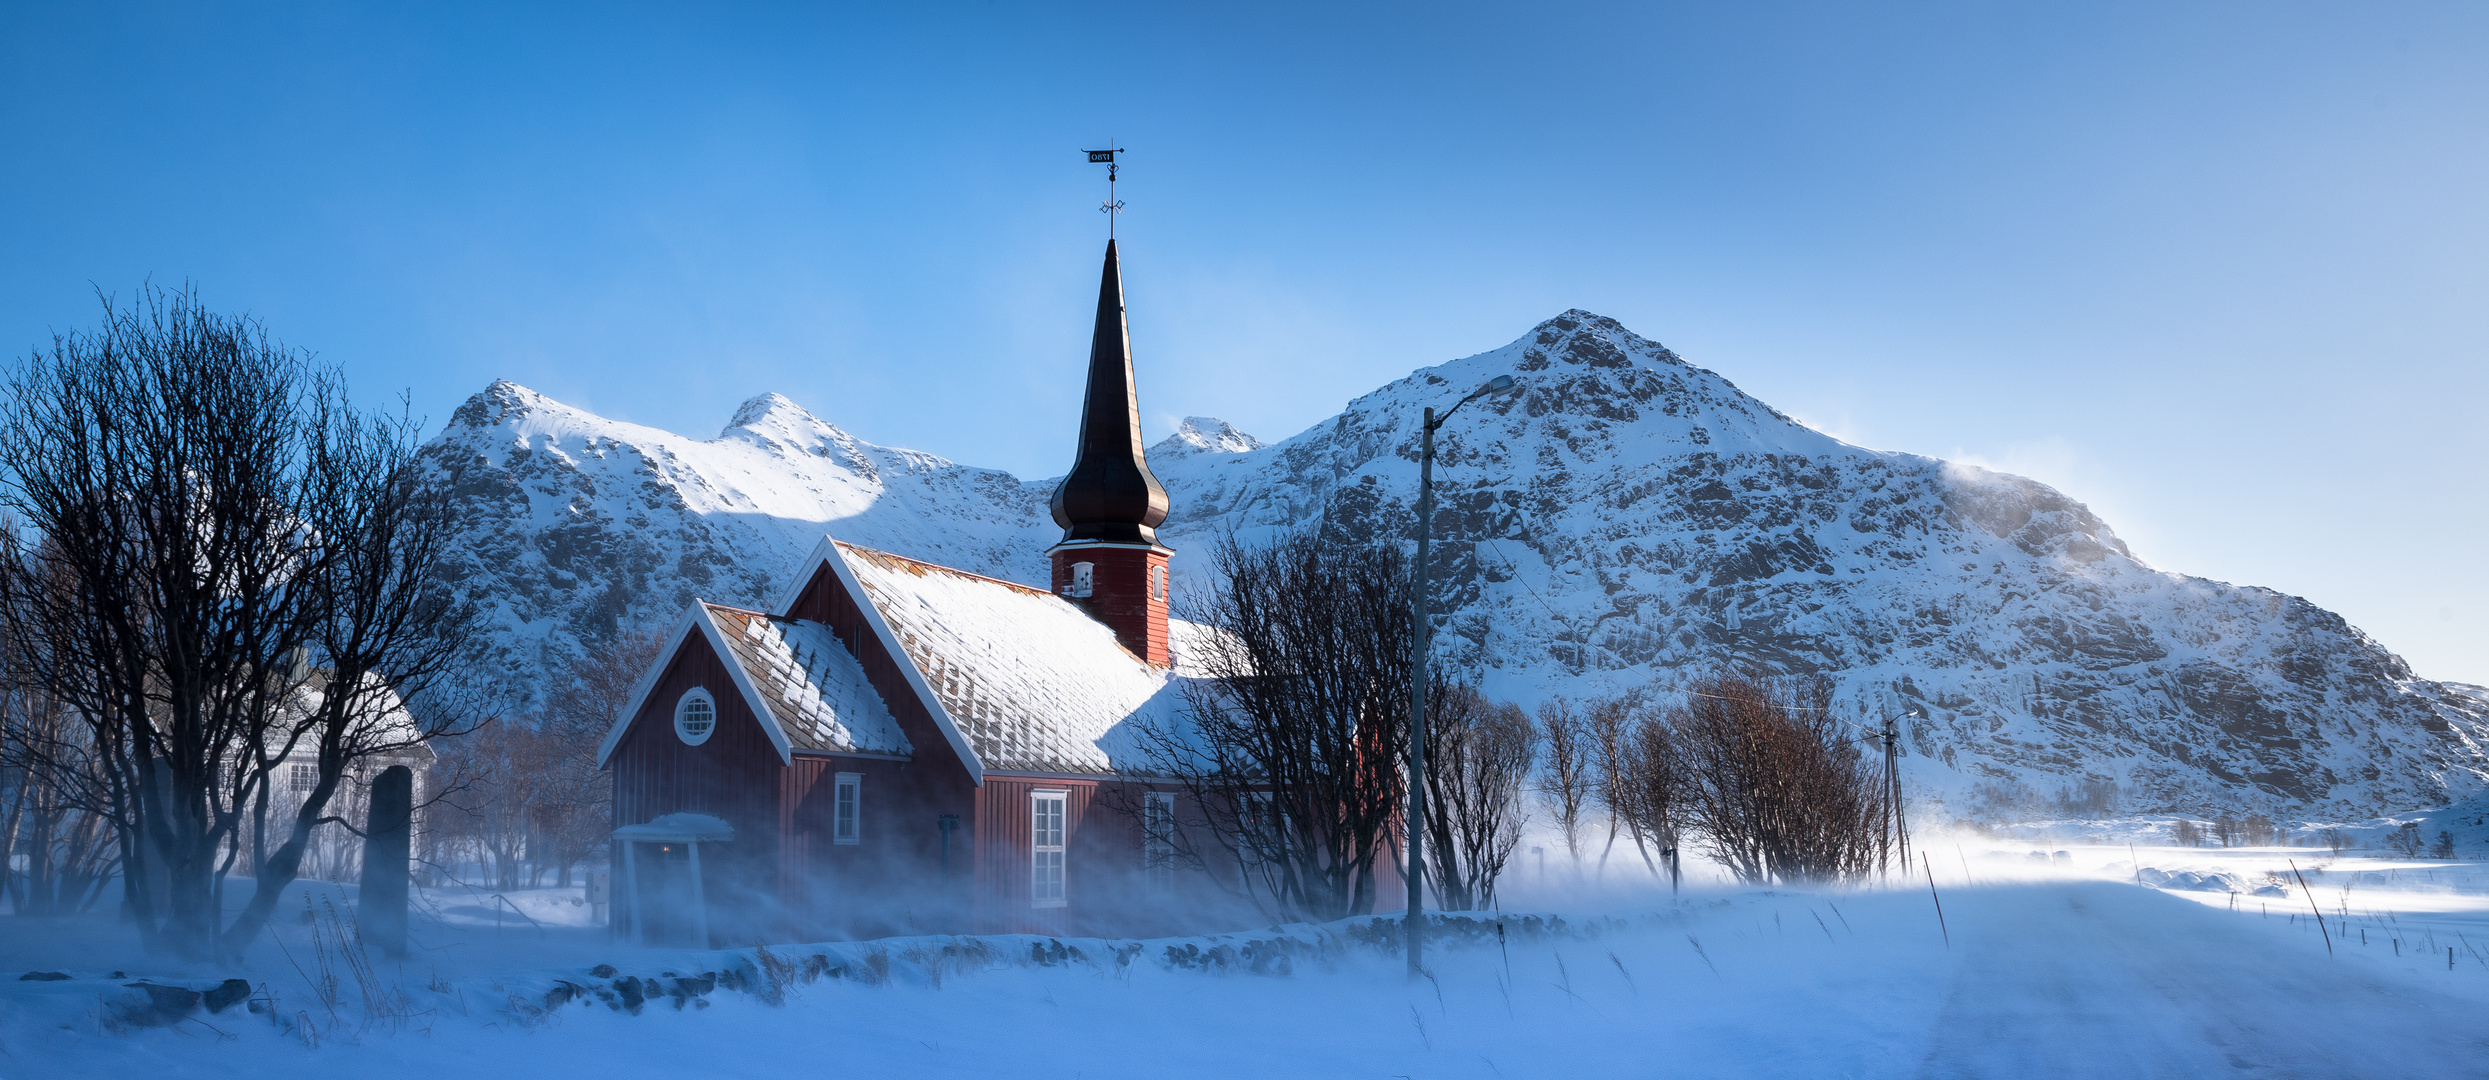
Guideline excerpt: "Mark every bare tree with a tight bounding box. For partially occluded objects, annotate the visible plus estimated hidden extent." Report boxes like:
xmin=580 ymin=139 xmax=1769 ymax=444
xmin=1588 ymin=692 xmax=1681 ymax=888
xmin=2211 ymin=814 xmax=2242 ymax=848
xmin=1620 ymin=709 xmax=1687 ymax=890
xmin=2173 ymin=818 xmax=2203 ymax=847
xmin=423 ymin=627 xmax=663 ymax=891
xmin=2052 ymin=777 xmax=2121 ymax=817
xmin=1535 ymin=698 xmax=1591 ymax=867
xmin=0 ymin=286 xmax=483 ymax=960
xmin=536 ymin=628 xmax=665 ymax=886
xmin=433 ymin=719 xmax=557 ymax=890
xmin=1418 ymin=675 xmax=1535 ymax=911
xmin=2386 ymin=822 xmax=2425 ymax=858
xmin=1655 ymin=673 xmax=1883 ymax=885
xmin=0 ymin=534 xmax=121 ymax=916
xmin=220 ymin=394 xmax=486 ymax=950
xmin=1586 ymin=694 xmax=1660 ymax=880
xmin=1132 ymin=530 xmax=1411 ymax=923
xmin=0 ymin=667 xmax=118 ymax=914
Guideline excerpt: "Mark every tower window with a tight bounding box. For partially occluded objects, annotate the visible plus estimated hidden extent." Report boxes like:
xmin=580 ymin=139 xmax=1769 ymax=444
xmin=1068 ymin=562 xmax=1094 ymax=599
xmin=1151 ymin=565 xmax=1168 ymax=602
xmin=675 ymin=688 xmax=717 ymax=746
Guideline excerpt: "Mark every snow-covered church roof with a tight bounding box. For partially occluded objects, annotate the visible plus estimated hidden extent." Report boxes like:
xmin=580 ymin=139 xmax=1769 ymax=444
xmin=825 ymin=541 xmax=1190 ymax=777
xmin=701 ymin=603 xmax=913 ymax=757
xmin=600 ymin=534 xmax=1202 ymax=777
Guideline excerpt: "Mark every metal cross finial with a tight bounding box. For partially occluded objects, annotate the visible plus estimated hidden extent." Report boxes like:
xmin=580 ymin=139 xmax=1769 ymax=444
xmin=1084 ymin=144 xmax=1126 ymax=238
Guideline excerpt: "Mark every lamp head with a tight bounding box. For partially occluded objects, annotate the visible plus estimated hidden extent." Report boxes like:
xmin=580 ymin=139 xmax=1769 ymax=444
xmin=1483 ymin=374 xmax=1516 ymax=394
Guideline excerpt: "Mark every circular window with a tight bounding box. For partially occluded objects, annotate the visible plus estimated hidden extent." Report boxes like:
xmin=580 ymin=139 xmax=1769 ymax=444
xmin=674 ymin=688 xmax=716 ymax=746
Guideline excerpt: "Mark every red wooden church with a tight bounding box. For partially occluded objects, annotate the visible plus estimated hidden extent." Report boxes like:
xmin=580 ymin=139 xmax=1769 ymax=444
xmin=596 ymin=241 xmax=1220 ymax=945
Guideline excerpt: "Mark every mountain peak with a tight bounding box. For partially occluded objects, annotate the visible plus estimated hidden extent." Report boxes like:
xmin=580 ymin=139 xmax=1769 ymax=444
xmin=1155 ymin=416 xmax=1266 ymax=457
xmin=1517 ymin=309 xmax=1686 ymax=372
xmin=725 ymin=391 xmax=819 ymax=431
xmin=447 ymin=379 xmax=574 ymax=432
xmin=720 ymin=392 xmax=844 ymax=452
xmin=1538 ymin=307 xmax=1629 ymax=333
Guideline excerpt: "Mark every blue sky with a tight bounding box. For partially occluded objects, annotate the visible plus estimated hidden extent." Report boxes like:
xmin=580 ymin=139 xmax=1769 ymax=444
xmin=4 ymin=2 xmax=2485 ymax=682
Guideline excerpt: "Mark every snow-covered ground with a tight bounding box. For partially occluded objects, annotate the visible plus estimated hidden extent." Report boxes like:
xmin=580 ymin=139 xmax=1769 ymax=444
xmin=8 ymin=842 xmax=2489 ymax=1077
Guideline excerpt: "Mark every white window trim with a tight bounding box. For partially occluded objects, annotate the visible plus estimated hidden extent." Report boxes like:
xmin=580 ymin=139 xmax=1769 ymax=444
xmin=674 ymin=687 xmax=717 ymax=746
xmin=1031 ymin=789 xmax=1068 ymax=909
xmin=1067 ymin=562 xmax=1094 ymax=599
xmin=832 ymin=772 xmax=862 ymax=845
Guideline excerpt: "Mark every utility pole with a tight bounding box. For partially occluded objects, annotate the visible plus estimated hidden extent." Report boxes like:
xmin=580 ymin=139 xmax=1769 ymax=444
xmin=1879 ymin=709 xmax=1913 ymax=876
xmin=1405 ymin=373 xmax=1518 ymax=980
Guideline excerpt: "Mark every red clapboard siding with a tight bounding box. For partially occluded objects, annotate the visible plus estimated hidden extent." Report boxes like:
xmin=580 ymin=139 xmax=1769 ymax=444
xmin=778 ymin=756 xmax=833 ymax=911
xmin=778 ymin=753 xmax=962 ymax=929
xmin=611 ymin=624 xmax=777 ymax=834
xmin=974 ymin=777 xmax=1089 ymax=934
xmin=1049 ymin=546 xmax=1170 ymax=667
xmin=608 ymin=623 xmax=782 ymax=944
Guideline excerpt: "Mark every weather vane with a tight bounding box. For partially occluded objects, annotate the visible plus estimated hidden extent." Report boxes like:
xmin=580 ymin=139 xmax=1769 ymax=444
xmin=1084 ymin=144 xmax=1124 ymax=238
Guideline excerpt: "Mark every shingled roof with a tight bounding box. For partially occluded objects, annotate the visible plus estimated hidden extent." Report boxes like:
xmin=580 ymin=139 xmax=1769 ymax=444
xmin=702 ymin=603 xmax=912 ymax=757
xmin=830 ymin=541 xmax=1187 ymax=776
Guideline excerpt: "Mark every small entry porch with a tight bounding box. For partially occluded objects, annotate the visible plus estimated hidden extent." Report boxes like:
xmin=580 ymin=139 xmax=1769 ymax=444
xmin=611 ymin=812 xmax=733 ymax=947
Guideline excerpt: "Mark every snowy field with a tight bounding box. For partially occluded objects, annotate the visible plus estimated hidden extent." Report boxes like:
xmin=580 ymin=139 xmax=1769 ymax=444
xmin=7 ymin=844 xmax=2489 ymax=1078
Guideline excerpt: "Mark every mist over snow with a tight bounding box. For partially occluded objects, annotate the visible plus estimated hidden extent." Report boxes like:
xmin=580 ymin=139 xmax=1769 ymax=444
xmin=417 ymin=310 xmax=2489 ymax=819
xmin=11 ymin=844 xmax=2489 ymax=1078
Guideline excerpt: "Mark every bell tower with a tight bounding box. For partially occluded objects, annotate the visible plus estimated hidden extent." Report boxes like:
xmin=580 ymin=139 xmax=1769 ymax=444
xmin=1047 ymin=239 xmax=1173 ymax=667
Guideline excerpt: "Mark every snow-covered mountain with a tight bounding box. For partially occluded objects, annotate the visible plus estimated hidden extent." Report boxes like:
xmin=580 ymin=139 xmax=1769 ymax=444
xmin=418 ymin=311 xmax=2489 ymax=818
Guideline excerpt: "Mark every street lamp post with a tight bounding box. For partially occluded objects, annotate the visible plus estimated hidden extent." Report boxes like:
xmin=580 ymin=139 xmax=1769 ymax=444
xmin=1407 ymin=373 xmax=1516 ymax=980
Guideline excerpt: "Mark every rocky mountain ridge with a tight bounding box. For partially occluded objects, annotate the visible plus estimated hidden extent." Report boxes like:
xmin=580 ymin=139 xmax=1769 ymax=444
xmin=417 ymin=311 xmax=2489 ymax=818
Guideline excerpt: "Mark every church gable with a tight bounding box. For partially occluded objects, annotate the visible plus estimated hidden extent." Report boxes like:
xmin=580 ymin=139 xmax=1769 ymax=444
xmin=597 ymin=600 xmax=914 ymax=770
xmin=599 ymin=616 xmax=783 ymax=771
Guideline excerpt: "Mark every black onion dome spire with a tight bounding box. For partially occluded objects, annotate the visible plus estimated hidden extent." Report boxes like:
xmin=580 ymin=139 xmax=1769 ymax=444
xmin=1049 ymin=239 xmax=1171 ymax=549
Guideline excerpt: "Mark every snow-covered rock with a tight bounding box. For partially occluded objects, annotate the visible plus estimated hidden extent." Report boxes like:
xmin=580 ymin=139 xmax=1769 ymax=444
xmin=420 ymin=380 xmax=1054 ymax=701
xmin=1154 ymin=416 xmax=1267 ymax=457
xmin=416 ymin=312 xmax=2489 ymax=818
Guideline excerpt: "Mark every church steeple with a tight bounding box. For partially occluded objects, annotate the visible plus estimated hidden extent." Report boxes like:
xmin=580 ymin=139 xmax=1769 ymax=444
xmin=1047 ymin=239 xmax=1174 ymax=667
xmin=1049 ymin=239 xmax=1170 ymax=549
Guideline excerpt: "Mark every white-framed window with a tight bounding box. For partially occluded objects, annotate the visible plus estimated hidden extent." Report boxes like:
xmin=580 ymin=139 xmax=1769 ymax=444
xmin=674 ymin=688 xmax=716 ymax=746
xmin=832 ymin=772 xmax=862 ymax=845
xmin=1031 ymin=790 xmax=1068 ymax=908
xmin=1067 ymin=562 xmax=1094 ymax=599
xmin=290 ymin=762 xmax=318 ymax=793
xmin=1149 ymin=565 xmax=1167 ymax=602
xmin=1144 ymin=791 xmax=1176 ymax=893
